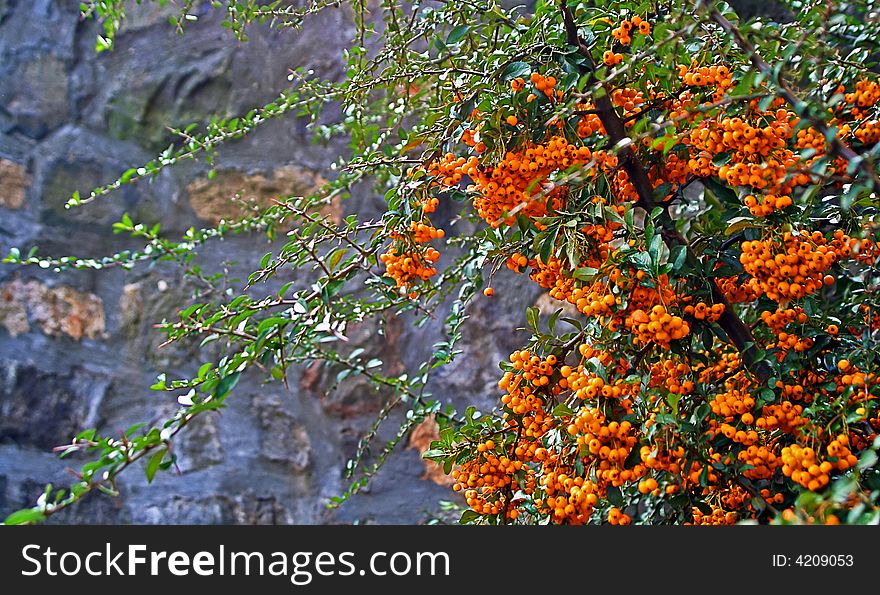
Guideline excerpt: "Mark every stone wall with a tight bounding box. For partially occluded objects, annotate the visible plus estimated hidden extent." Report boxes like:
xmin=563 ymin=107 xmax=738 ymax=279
xmin=0 ymin=0 xmax=539 ymax=524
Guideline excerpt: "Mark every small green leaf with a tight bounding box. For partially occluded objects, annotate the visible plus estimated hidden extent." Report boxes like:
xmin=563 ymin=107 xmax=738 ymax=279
xmin=421 ymin=449 xmax=446 ymax=460
xmin=552 ymin=403 xmax=574 ymax=417
xmin=214 ymin=372 xmax=241 ymax=398
xmin=526 ymin=306 xmax=539 ymax=333
xmin=328 ymin=248 xmax=348 ymax=271
xmin=145 ymin=448 xmax=167 ymax=483
xmin=500 ymin=61 xmax=531 ymax=81
xmin=446 ymin=25 xmax=470 ymax=44
xmin=4 ymin=508 xmax=47 ymax=525
xmin=459 ymin=509 xmax=482 ymax=524
xmin=606 ymin=485 xmax=624 ymax=507
xmin=857 ymin=450 xmax=877 ymax=471
xmin=572 ymin=266 xmax=599 ymax=281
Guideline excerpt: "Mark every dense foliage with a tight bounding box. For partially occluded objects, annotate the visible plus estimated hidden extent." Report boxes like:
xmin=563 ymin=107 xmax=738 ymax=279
xmin=4 ymin=0 xmax=880 ymax=525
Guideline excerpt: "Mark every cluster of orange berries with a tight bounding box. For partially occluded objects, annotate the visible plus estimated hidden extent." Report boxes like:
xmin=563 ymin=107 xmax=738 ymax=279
xmin=409 ymin=222 xmax=445 ymax=243
xmin=640 ymin=443 xmax=684 ymax=476
xmin=538 ymin=470 xmax=599 ymax=524
xmin=683 ymin=301 xmax=725 ymax=321
xmin=835 ymin=359 xmax=871 ymax=394
xmin=637 ymin=476 xmax=660 ymax=495
xmin=761 ymin=307 xmax=807 ymax=331
xmin=505 ymin=252 xmax=530 ymax=272
xmin=571 ymin=408 xmax=646 ymax=489
xmin=738 ymin=445 xmax=781 ymax=480
xmin=625 ymin=304 xmax=691 ymax=348
xmin=739 ymin=231 xmax=851 ymax=302
xmin=602 ymin=50 xmax=624 ymax=66
xmin=718 ymin=422 xmax=759 ymax=445
xmin=781 ymin=438 xmax=853 ymax=491
xmin=687 ymin=109 xmax=813 ymax=193
xmin=508 ymin=350 xmax=557 ymax=387
xmin=795 ymin=126 xmax=826 ymax=151
xmin=709 ymin=383 xmax=755 ymax=422
xmin=499 ymin=374 xmax=546 ymax=417
xmin=691 ymin=506 xmax=738 ymax=525
xmin=432 ymin=25 xmax=880 ymax=525
xmin=759 ymin=307 xmax=814 ymax=352
xmin=380 ymin=246 xmax=440 ymax=293
xmin=561 ymin=366 xmax=628 ymax=401
xmin=509 ymin=72 xmax=561 ymax=103
xmin=844 ymin=78 xmax=880 ymax=110
xmin=649 ymin=359 xmax=694 ymax=395
xmin=421 ymin=196 xmax=440 ymax=214
xmin=678 ymin=64 xmax=733 ymax=101
xmin=716 ymin=275 xmax=763 ymax=303
xmin=528 ymin=72 xmax=559 ymax=101
xmin=450 ymin=438 xmax=529 ymax=519
xmin=571 ymin=286 xmax=618 ymax=318
xmin=607 ymin=507 xmax=632 ymax=525
xmin=611 ymin=15 xmax=651 ymax=45
xmin=678 ymin=64 xmax=732 ymax=88
xmin=696 ymin=352 xmax=742 ymax=384
xmin=743 ymin=193 xmax=793 ymax=217
xmin=428 ymin=138 xmax=593 ymax=227
xmin=759 ymin=401 xmax=808 ymax=434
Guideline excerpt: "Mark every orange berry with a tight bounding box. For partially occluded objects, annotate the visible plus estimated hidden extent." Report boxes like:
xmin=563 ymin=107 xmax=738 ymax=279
xmin=484 ymin=287 xmax=494 ymax=297
xmin=506 ymin=115 xmax=519 ymax=126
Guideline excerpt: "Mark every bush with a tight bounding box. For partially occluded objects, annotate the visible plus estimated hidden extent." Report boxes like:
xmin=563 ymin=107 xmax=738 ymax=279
xmin=4 ymin=0 xmax=880 ymax=525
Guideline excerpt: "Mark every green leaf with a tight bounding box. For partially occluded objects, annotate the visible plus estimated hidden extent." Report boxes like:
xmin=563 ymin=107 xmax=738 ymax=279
xmin=724 ymin=216 xmax=760 ymax=236
xmin=857 ymin=450 xmax=878 ymax=471
xmin=328 ymin=248 xmax=348 ymax=271
xmin=671 ymin=245 xmax=687 ymax=270
xmin=150 ymin=374 xmax=167 ymax=391
xmin=459 ymin=509 xmax=482 ymax=524
xmin=421 ymin=449 xmax=446 ymax=460
xmin=712 ymin=152 xmax=732 ymax=167
xmin=606 ymin=485 xmax=624 ymax=507
xmin=526 ymin=306 xmax=539 ymax=333
xmin=572 ymin=266 xmax=599 ymax=281
xmin=4 ymin=508 xmax=47 ymax=525
xmin=500 ymin=61 xmax=531 ymax=81
xmin=145 ymin=448 xmax=167 ymax=483
xmin=552 ymin=403 xmax=574 ymax=417
xmin=214 ymin=372 xmax=241 ymax=398
xmin=446 ymin=25 xmax=470 ymax=44
xmin=648 ymin=234 xmax=663 ymax=265
xmin=119 ymin=168 xmax=138 ymax=184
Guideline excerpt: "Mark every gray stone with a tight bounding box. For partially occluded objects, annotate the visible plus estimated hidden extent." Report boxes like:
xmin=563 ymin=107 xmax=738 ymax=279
xmin=131 ymin=492 xmax=293 ymax=524
xmin=34 ymin=125 xmax=178 ymax=230
xmin=134 ymin=494 xmax=239 ymax=524
xmin=176 ymin=411 xmax=224 ymax=472
xmin=253 ymin=394 xmax=312 ymax=473
xmin=233 ymin=493 xmax=294 ymax=525
xmin=0 ymin=361 xmax=109 ymax=449
xmin=0 ymin=54 xmax=69 ymax=139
